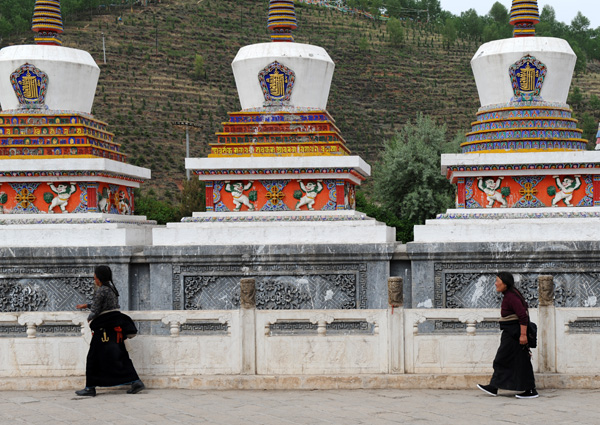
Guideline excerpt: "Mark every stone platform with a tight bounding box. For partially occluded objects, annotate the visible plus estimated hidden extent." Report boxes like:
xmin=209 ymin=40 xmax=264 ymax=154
xmin=1 ymin=373 xmax=599 ymax=391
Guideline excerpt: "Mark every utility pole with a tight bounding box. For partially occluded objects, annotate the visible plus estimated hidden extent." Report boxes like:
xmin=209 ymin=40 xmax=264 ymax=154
xmin=102 ymin=32 xmax=106 ymax=64
xmin=172 ymin=121 xmax=202 ymax=180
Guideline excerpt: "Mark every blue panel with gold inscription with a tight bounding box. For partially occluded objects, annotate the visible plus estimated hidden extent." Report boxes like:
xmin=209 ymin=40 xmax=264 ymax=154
xmin=10 ymin=63 xmax=49 ymax=108
xmin=258 ymin=61 xmax=296 ymax=103
xmin=509 ymin=55 xmax=547 ymax=102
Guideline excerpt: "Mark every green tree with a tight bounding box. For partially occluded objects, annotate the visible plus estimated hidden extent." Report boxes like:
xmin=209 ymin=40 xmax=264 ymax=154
xmin=441 ymin=17 xmax=457 ymax=48
xmin=386 ymin=17 xmax=404 ymax=47
xmin=134 ymin=189 xmax=180 ymax=224
xmin=570 ymin=41 xmax=587 ymax=76
xmin=580 ymin=112 xmax=597 ymax=148
xmin=373 ymin=113 xmax=456 ymax=225
xmin=358 ymin=36 xmax=369 ymax=52
xmin=590 ymin=94 xmax=600 ymax=111
xmin=192 ymin=54 xmax=205 ymax=80
xmin=488 ymin=2 xmax=509 ymax=25
xmin=459 ymin=9 xmax=483 ymax=41
xmin=355 ymin=190 xmax=413 ymax=242
xmin=568 ymin=86 xmax=584 ymax=109
xmin=178 ymin=178 xmax=205 ymax=218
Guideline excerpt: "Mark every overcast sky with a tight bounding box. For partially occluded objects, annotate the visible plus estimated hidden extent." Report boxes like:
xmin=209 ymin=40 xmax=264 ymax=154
xmin=438 ymin=0 xmax=600 ymax=29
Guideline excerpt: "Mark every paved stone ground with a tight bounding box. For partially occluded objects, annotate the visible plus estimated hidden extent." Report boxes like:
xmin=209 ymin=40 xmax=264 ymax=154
xmin=0 ymin=388 xmax=598 ymax=424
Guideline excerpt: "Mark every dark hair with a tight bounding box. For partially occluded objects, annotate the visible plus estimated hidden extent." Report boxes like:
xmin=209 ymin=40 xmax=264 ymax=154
xmin=497 ymin=271 xmax=527 ymax=307
xmin=94 ymin=265 xmax=119 ymax=297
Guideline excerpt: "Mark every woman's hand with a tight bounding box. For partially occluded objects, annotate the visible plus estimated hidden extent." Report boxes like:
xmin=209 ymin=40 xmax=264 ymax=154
xmin=519 ymin=334 xmax=528 ymax=345
xmin=76 ymin=304 xmax=88 ymax=310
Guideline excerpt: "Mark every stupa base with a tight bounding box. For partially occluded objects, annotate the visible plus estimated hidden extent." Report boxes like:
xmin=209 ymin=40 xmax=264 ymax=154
xmin=153 ymin=211 xmax=396 ymax=245
xmin=414 ymin=207 xmax=600 ymax=243
xmin=0 ymin=213 xmax=155 ymax=247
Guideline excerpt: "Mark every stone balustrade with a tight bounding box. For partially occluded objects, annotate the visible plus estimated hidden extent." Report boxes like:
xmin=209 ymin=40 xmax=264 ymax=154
xmin=1 ymin=303 xmax=600 ymax=382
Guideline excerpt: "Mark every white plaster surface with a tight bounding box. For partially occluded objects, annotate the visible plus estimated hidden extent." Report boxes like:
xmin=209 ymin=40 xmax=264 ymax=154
xmin=555 ymin=308 xmax=600 ymax=374
xmin=0 ymin=158 xmax=151 ymax=185
xmin=471 ymin=37 xmax=576 ymax=107
xmin=442 ymin=151 xmax=600 ymax=182
xmin=187 ymin=155 xmax=370 ymax=183
xmin=0 ymin=216 xmax=154 ymax=247
xmin=232 ymin=42 xmax=334 ymax=110
xmin=256 ymin=310 xmax=388 ymax=375
xmin=0 ymin=45 xmax=100 ymax=113
xmin=414 ymin=214 xmax=600 ymax=243
xmin=153 ymin=215 xmax=396 ymax=245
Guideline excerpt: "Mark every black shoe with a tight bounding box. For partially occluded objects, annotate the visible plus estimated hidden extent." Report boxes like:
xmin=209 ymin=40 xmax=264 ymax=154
xmin=127 ymin=380 xmax=145 ymax=394
xmin=75 ymin=387 xmax=96 ymax=397
xmin=516 ymin=389 xmax=539 ymax=399
xmin=477 ymin=384 xmax=498 ymax=396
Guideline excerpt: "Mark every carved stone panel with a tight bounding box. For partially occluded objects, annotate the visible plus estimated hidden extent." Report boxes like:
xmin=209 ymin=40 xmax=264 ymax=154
xmin=172 ymin=263 xmax=368 ymax=310
xmin=435 ymin=262 xmax=599 ymax=308
xmin=0 ymin=267 xmax=94 ymax=312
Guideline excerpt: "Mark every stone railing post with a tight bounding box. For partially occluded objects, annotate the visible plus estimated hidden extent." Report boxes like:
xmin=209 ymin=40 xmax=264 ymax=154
xmin=538 ymin=275 xmax=556 ymax=373
xmin=240 ymin=278 xmax=256 ymax=375
xmin=387 ymin=277 xmax=404 ymax=374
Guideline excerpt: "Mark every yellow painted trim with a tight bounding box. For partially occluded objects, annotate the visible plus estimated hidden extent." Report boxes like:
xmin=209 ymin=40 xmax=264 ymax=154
xmin=461 ymin=138 xmax=589 ymax=147
xmin=466 ymin=127 xmax=583 ymax=137
xmin=463 ymin=148 xmax=577 ymax=154
xmin=477 ymin=105 xmax=572 ymax=115
xmin=470 ymin=117 xmax=578 ymax=126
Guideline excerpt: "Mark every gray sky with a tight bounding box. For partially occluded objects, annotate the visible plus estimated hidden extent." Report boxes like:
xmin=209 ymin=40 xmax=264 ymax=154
xmin=438 ymin=0 xmax=600 ymax=29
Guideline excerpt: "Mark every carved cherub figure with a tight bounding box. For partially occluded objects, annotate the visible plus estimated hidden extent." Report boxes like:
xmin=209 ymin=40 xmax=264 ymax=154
xmin=477 ymin=176 xmax=507 ymax=208
xmin=295 ymin=180 xmax=323 ymax=211
xmin=225 ymin=181 xmax=254 ymax=211
xmin=552 ymin=175 xmax=581 ymax=207
xmin=48 ymin=182 xmax=76 ymax=213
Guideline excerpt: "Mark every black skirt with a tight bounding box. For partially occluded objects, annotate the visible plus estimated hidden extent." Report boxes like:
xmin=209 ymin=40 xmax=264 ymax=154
xmin=86 ymin=311 xmax=140 ymax=388
xmin=490 ymin=320 xmax=536 ymax=391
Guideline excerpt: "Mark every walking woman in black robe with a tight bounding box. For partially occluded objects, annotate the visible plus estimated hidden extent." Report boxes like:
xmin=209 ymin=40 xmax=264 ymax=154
xmin=477 ymin=272 xmax=538 ymax=399
xmin=75 ymin=265 xmax=145 ymax=396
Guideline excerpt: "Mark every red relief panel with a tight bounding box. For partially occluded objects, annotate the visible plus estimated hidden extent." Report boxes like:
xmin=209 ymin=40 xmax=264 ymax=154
xmin=205 ymin=181 xmax=214 ymax=211
xmin=214 ymin=180 xmax=333 ymax=212
xmin=594 ymin=176 xmax=600 ymax=206
xmin=87 ymin=185 xmax=98 ymax=211
xmin=457 ymin=178 xmax=465 ymax=208
xmin=467 ymin=175 xmax=590 ymax=208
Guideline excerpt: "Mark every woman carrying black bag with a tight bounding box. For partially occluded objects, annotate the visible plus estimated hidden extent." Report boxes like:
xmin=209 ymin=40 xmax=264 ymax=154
xmin=75 ymin=265 xmax=145 ymax=397
xmin=477 ymin=272 xmax=539 ymax=399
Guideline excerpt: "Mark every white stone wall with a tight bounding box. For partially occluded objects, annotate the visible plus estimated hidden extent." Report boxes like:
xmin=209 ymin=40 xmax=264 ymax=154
xmin=2 ymin=306 xmax=596 ymax=382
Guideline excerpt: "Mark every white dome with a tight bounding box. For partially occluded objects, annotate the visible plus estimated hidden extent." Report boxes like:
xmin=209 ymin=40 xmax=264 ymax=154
xmin=232 ymin=42 xmax=334 ymax=110
xmin=0 ymin=45 xmax=99 ymax=113
xmin=471 ymin=37 xmax=576 ymax=107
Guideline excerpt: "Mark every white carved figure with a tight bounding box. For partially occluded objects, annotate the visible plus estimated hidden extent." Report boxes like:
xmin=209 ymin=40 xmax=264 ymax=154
xmin=477 ymin=177 xmax=507 ymax=208
xmin=48 ymin=182 xmax=77 ymax=213
xmin=552 ymin=175 xmax=581 ymax=207
xmin=225 ymin=181 xmax=254 ymax=211
xmin=116 ymin=190 xmax=131 ymax=215
xmin=295 ymin=180 xmax=323 ymax=211
xmin=98 ymin=187 xmax=111 ymax=213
